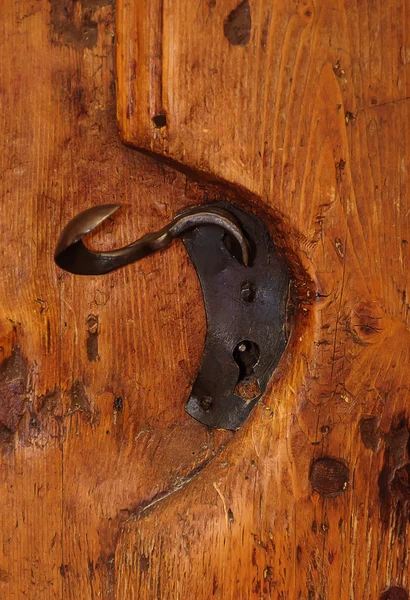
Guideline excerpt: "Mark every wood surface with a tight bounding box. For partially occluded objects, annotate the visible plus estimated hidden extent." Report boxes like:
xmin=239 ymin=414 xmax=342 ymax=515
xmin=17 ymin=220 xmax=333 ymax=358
xmin=0 ymin=1 xmax=233 ymax=598
xmin=0 ymin=0 xmax=409 ymax=599
xmin=115 ymin=0 xmax=410 ymax=599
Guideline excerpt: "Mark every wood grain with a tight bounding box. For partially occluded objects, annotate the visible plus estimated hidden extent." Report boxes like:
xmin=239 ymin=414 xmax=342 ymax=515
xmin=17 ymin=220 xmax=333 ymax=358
xmin=0 ymin=1 xmax=233 ymax=598
xmin=1 ymin=0 xmax=410 ymax=598
xmin=115 ymin=0 xmax=410 ymax=598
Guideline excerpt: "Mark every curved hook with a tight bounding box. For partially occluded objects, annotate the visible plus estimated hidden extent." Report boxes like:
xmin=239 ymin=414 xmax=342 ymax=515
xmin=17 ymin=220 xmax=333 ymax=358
xmin=54 ymin=204 xmax=250 ymax=275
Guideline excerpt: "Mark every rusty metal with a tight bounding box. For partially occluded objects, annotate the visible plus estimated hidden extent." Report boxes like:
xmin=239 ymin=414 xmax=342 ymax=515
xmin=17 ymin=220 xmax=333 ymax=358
xmin=55 ymin=201 xmax=289 ymax=430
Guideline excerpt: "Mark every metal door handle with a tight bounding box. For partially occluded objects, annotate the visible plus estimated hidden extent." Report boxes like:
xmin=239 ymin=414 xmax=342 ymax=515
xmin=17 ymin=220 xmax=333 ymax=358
xmin=55 ymin=204 xmax=250 ymax=275
xmin=55 ymin=202 xmax=289 ymax=430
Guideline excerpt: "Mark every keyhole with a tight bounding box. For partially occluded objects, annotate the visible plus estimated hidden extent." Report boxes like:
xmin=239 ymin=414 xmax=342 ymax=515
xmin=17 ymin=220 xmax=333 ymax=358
xmin=233 ymin=340 xmax=261 ymax=401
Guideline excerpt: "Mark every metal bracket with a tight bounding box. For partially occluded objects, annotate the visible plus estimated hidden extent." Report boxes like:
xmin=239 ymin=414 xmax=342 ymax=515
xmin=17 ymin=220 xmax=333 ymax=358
xmin=55 ymin=201 xmax=289 ymax=430
xmin=181 ymin=202 xmax=289 ymax=430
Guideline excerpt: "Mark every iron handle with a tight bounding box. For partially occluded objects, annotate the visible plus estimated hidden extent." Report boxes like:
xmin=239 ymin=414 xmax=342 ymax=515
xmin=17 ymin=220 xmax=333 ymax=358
xmin=54 ymin=202 xmax=289 ymax=430
xmin=54 ymin=204 xmax=250 ymax=275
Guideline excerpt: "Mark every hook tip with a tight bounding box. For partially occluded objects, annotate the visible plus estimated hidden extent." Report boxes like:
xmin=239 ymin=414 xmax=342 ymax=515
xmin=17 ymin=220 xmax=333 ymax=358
xmin=55 ymin=204 xmax=122 ymax=258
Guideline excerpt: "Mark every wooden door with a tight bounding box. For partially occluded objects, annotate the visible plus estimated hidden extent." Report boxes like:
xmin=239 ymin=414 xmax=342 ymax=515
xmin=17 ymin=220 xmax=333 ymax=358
xmin=1 ymin=0 xmax=410 ymax=598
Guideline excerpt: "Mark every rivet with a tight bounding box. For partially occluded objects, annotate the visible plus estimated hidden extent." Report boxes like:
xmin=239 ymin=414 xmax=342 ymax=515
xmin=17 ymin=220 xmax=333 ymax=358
xmin=200 ymin=396 xmax=212 ymax=411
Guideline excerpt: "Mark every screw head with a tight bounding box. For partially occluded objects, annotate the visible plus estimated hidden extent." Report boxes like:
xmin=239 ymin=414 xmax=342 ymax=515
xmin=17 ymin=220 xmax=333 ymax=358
xmin=200 ymin=396 xmax=212 ymax=411
xmin=241 ymin=281 xmax=256 ymax=303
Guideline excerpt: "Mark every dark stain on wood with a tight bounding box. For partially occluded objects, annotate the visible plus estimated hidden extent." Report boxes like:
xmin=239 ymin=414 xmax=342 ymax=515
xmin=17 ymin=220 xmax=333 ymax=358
xmin=19 ymin=389 xmax=64 ymax=448
xmin=345 ymin=110 xmax=356 ymax=125
xmin=60 ymin=564 xmax=69 ymax=577
xmin=68 ymin=380 xmax=98 ymax=424
xmin=223 ymin=0 xmax=251 ymax=46
xmin=86 ymin=314 xmax=99 ymax=362
xmin=260 ymin=11 xmax=271 ymax=50
xmin=360 ymin=416 xmax=380 ymax=451
xmin=0 ymin=346 xmax=28 ymax=447
xmin=88 ymin=559 xmax=95 ymax=581
xmin=49 ymin=0 xmax=112 ymax=49
xmin=335 ymin=158 xmax=346 ymax=184
xmin=113 ymin=397 xmax=123 ymax=412
xmin=95 ymin=550 xmax=115 ymax=596
xmin=352 ymin=303 xmax=383 ymax=342
xmin=391 ymin=464 xmax=410 ymax=500
xmin=139 ymin=554 xmax=149 ymax=573
xmin=379 ymin=586 xmax=409 ymax=600
xmin=83 ymin=0 xmax=113 ymax=7
xmin=37 ymin=389 xmax=60 ymax=417
xmin=310 ymin=457 xmax=349 ymax=497
xmin=378 ymin=415 xmax=410 ymax=533
xmin=333 ymin=61 xmax=346 ymax=79
xmin=212 ymin=574 xmax=219 ymax=595
xmin=0 ymin=568 xmax=9 ymax=583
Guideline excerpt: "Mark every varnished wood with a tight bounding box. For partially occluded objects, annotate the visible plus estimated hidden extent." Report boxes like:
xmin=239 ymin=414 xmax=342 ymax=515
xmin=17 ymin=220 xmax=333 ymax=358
xmin=115 ymin=0 xmax=410 ymax=598
xmin=0 ymin=2 xmax=232 ymax=598
xmin=1 ymin=0 xmax=410 ymax=598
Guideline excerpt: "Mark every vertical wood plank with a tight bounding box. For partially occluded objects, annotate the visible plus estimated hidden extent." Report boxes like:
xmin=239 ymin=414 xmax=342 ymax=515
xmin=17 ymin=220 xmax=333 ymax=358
xmin=115 ymin=0 xmax=410 ymax=598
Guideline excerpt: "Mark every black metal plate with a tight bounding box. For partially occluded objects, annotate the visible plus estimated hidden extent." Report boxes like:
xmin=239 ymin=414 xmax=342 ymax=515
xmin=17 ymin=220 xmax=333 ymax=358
xmin=181 ymin=201 xmax=290 ymax=430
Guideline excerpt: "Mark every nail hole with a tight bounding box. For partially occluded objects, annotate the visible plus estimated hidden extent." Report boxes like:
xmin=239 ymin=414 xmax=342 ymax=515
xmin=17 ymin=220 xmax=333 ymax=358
xmin=241 ymin=281 xmax=256 ymax=302
xmin=200 ymin=396 xmax=212 ymax=411
xmin=152 ymin=113 xmax=167 ymax=128
xmin=113 ymin=397 xmax=123 ymax=412
xmin=320 ymin=424 xmax=331 ymax=434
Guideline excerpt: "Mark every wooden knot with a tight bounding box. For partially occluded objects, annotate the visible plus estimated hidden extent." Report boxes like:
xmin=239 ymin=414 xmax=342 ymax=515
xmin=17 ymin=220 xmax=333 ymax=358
xmin=310 ymin=458 xmax=349 ymax=497
xmin=379 ymin=586 xmax=409 ymax=600
xmin=350 ymin=301 xmax=385 ymax=344
xmin=224 ymin=0 xmax=251 ymax=46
